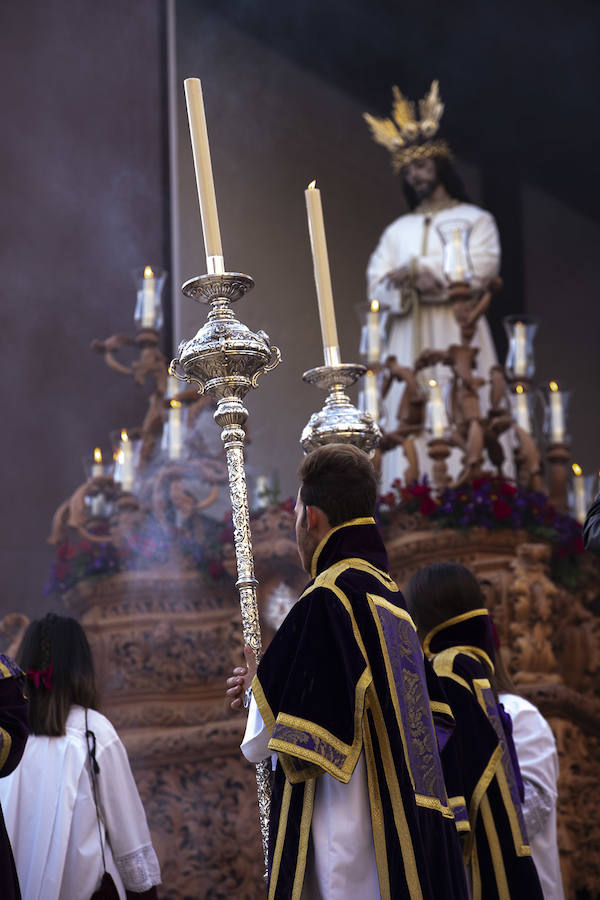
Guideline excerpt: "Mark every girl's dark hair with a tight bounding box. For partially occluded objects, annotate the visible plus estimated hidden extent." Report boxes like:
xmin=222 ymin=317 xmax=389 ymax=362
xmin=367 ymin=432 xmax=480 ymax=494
xmin=405 ymin=562 xmax=485 ymax=637
xmin=17 ymin=614 xmax=98 ymax=736
xmin=402 ymin=156 xmax=471 ymax=211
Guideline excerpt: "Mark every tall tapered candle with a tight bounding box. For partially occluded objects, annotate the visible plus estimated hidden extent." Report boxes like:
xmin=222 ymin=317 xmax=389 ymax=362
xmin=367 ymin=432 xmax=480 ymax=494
xmin=513 ymin=384 xmax=531 ymax=433
xmin=549 ymin=381 xmax=565 ymax=443
xmin=305 ymin=181 xmax=340 ymax=366
xmin=183 ymin=78 xmax=224 ymax=269
xmin=572 ymin=464 xmax=586 ymax=524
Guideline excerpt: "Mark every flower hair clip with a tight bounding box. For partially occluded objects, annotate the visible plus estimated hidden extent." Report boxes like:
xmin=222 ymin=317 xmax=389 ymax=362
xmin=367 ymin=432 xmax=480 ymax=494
xmin=27 ymin=663 xmax=53 ymax=691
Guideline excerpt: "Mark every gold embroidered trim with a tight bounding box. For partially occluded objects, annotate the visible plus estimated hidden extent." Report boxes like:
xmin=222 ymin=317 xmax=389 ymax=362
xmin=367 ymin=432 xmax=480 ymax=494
xmin=269 ymin=667 xmax=373 ymax=784
xmin=369 ymin=693 xmax=424 ymax=899
xmin=268 ymin=779 xmax=293 ymax=900
xmin=292 ymin=779 xmax=315 ymax=900
xmin=0 ymin=727 xmax=12 ymax=771
xmin=464 ymin=744 xmax=502 ymax=863
xmin=471 ymin=839 xmax=482 ymax=900
xmin=429 ymin=700 xmax=454 ymax=718
xmin=423 ymin=608 xmax=490 ymax=658
xmin=472 ymin=680 xmax=531 ymax=857
xmin=310 ymin=517 xmax=376 ymax=578
xmin=364 ymin=707 xmax=391 ymax=900
xmin=480 ymin=794 xmax=511 ymax=899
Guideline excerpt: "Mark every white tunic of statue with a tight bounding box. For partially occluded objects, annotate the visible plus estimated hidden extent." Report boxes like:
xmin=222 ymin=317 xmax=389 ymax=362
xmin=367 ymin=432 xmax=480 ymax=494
xmin=367 ymin=201 xmax=501 ymax=491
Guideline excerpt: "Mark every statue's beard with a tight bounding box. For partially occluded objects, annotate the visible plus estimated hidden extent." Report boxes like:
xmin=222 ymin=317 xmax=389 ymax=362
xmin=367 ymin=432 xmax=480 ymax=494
xmin=413 ymin=177 xmax=439 ymax=201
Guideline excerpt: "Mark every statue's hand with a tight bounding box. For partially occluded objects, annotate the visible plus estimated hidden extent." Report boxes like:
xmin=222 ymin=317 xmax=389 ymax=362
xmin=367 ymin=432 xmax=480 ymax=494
xmin=414 ymin=269 xmax=443 ymax=294
xmin=383 ymin=266 xmax=409 ymax=289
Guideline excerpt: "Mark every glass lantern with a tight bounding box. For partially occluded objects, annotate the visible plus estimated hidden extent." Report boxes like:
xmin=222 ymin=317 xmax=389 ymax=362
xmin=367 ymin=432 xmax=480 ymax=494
xmin=424 ymin=378 xmax=449 ymax=438
xmin=111 ymin=429 xmax=141 ymax=493
xmin=436 ymin=220 xmax=474 ymax=284
xmin=503 ymin=315 xmax=538 ymax=380
xmin=133 ymin=266 xmax=167 ymax=331
xmin=358 ymin=370 xmax=382 ymax=424
xmin=358 ymin=300 xmax=390 ymax=366
xmin=542 ymin=381 xmax=570 ymax=446
xmin=509 ymin=384 xmax=533 ymax=434
xmin=161 ymin=400 xmax=189 ymax=461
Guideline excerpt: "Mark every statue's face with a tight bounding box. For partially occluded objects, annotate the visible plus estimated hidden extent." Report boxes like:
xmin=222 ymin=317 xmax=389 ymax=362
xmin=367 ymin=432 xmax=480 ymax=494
xmin=402 ymin=158 xmax=439 ymax=200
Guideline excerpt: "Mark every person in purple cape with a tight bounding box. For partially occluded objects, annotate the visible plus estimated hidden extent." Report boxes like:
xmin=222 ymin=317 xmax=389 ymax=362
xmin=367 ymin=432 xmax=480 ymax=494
xmin=406 ymin=562 xmax=544 ymax=899
xmin=0 ymin=653 xmax=29 ymax=900
xmin=227 ymin=443 xmax=469 ymax=900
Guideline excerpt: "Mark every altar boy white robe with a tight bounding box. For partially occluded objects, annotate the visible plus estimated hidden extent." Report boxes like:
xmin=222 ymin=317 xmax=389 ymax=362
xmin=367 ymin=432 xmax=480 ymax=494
xmin=242 ymin=697 xmax=380 ymax=900
xmin=367 ymin=202 xmax=502 ymax=491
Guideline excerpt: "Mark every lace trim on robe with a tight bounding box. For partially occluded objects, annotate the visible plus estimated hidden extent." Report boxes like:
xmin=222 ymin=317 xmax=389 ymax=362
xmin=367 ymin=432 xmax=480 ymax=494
xmin=115 ymin=842 xmax=161 ymax=892
xmin=521 ymin=779 xmax=553 ymax=840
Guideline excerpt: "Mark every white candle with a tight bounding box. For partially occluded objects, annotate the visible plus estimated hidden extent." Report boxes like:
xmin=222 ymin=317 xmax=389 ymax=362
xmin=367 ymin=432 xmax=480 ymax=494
xmin=183 ymin=78 xmax=224 ymax=266
xmin=168 ymin=401 xmax=183 ymax=460
xmin=428 ymin=380 xmax=447 ymax=438
xmin=141 ymin=266 xmax=156 ymax=328
xmin=513 ymin=385 xmax=531 ymax=432
xmin=364 ymin=371 xmax=379 ymax=421
xmin=367 ymin=299 xmax=380 ymax=364
xmin=91 ymin=447 xmax=104 ymax=478
xmin=119 ymin=430 xmax=135 ymax=492
xmin=549 ymin=382 xmax=565 ymax=443
xmin=572 ymin=464 xmax=586 ymax=524
xmin=305 ymin=181 xmax=340 ymax=365
xmin=514 ymin=321 xmax=527 ymax=376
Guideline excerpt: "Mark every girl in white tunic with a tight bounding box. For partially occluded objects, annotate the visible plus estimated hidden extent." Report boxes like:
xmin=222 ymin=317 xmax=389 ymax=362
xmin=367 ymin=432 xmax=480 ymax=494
xmin=0 ymin=614 xmax=161 ymax=900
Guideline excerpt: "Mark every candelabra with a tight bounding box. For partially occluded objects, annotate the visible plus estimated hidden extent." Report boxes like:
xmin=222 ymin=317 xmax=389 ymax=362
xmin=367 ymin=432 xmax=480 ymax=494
xmin=301 ymin=362 xmax=381 ymax=453
xmin=170 ymin=267 xmax=280 ymax=869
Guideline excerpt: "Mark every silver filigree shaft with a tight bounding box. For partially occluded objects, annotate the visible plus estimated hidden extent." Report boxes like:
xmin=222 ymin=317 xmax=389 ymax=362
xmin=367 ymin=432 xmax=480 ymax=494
xmin=170 ymin=272 xmax=280 ymax=872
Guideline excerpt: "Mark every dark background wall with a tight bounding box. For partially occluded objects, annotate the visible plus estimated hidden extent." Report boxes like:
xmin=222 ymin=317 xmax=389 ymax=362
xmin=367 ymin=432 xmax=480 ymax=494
xmin=0 ymin=0 xmax=169 ymax=618
xmin=1 ymin=0 xmax=599 ymax=620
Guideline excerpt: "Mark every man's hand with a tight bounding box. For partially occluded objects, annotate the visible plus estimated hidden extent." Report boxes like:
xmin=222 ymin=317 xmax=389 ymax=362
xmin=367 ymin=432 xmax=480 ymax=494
xmin=226 ymin=644 xmax=258 ymax=711
xmin=382 ymin=266 xmax=409 ymax=289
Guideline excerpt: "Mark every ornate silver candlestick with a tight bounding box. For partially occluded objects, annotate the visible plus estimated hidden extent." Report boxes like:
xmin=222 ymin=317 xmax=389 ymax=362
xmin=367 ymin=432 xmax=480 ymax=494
xmin=301 ymin=363 xmax=381 ymax=453
xmin=170 ymin=269 xmax=280 ymax=869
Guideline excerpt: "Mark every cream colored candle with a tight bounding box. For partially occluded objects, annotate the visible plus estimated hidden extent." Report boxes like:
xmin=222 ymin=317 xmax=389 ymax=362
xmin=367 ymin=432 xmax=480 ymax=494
xmin=514 ymin=321 xmax=527 ymax=376
xmin=168 ymin=400 xmax=183 ymax=460
xmin=513 ymin=385 xmax=531 ymax=432
xmin=367 ymin=299 xmax=380 ymax=364
xmin=119 ymin=429 xmax=135 ymax=492
xmin=184 ymin=78 xmax=224 ymax=265
xmin=141 ymin=266 xmax=156 ymax=328
xmin=572 ymin=464 xmax=586 ymax=524
xmin=364 ymin=371 xmax=379 ymax=421
xmin=305 ymin=181 xmax=340 ymax=364
xmin=549 ymin=381 xmax=565 ymax=443
xmin=427 ymin=380 xmax=447 ymax=438
xmin=91 ymin=447 xmax=104 ymax=478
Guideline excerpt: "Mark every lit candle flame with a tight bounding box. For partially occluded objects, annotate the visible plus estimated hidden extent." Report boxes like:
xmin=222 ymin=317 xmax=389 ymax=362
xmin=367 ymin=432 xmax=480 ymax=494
xmin=572 ymin=463 xmax=583 ymax=477
xmin=121 ymin=429 xmax=129 ymax=443
xmin=170 ymin=399 xmax=182 ymax=409
xmin=549 ymin=381 xmax=559 ymax=392
xmin=370 ymin=299 xmax=380 ymax=313
xmin=93 ymin=447 xmax=102 ymax=464
xmin=144 ymin=266 xmax=154 ymax=279
xmin=515 ymin=384 xmax=525 ymax=395
xmin=366 ymin=369 xmax=374 ymax=378
xmin=428 ymin=379 xmax=438 ymax=388
xmin=307 ymin=180 xmax=316 ymax=190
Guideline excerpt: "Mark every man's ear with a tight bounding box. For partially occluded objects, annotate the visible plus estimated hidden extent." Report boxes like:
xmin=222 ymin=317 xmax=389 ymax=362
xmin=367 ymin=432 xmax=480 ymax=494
xmin=304 ymin=505 xmax=320 ymax=531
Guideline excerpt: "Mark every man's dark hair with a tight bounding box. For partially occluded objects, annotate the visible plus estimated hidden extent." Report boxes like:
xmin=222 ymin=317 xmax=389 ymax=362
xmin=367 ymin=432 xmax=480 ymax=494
xmin=17 ymin=613 xmax=99 ymax=736
xmin=402 ymin=156 xmax=471 ymax=211
xmin=298 ymin=443 xmax=378 ymax=527
xmin=405 ymin=562 xmax=485 ymax=637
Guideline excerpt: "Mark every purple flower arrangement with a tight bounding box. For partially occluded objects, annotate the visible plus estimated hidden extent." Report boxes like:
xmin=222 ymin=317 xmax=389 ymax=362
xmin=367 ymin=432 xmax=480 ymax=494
xmin=44 ymin=516 xmax=231 ymax=602
xmin=379 ymin=476 xmax=584 ymax=587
